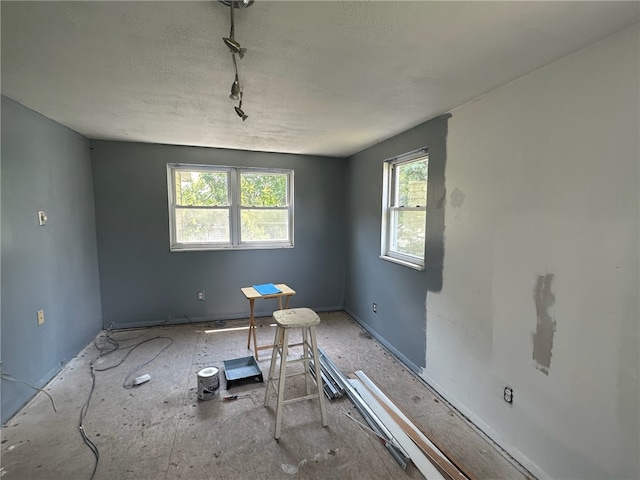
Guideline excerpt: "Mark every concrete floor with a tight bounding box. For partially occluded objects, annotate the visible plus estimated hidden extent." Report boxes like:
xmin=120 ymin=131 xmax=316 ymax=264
xmin=1 ymin=311 xmax=532 ymax=480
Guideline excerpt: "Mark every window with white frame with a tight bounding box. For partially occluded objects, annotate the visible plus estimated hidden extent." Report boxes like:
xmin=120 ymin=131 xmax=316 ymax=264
xmin=380 ymin=149 xmax=428 ymax=270
xmin=167 ymin=164 xmax=294 ymax=251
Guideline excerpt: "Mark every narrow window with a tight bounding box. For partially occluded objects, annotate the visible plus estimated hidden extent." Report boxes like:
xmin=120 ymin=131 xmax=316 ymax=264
xmin=168 ymin=164 xmax=294 ymax=251
xmin=381 ymin=149 xmax=428 ymax=270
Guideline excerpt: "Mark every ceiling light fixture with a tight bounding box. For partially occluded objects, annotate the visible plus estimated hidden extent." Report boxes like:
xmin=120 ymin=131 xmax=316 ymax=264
xmin=219 ymin=0 xmax=253 ymax=8
xmin=229 ymin=54 xmax=240 ymax=100
xmin=235 ymin=90 xmax=248 ymax=121
xmin=219 ymin=0 xmax=253 ymax=120
xmin=223 ymin=37 xmax=246 ymax=59
xmin=230 ymin=75 xmax=240 ymax=100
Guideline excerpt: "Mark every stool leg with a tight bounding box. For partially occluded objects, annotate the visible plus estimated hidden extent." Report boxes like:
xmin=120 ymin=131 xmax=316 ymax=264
xmin=264 ymin=326 xmax=282 ymax=407
xmin=274 ymin=328 xmax=289 ymax=440
xmin=302 ymin=326 xmax=311 ymax=395
xmin=309 ymin=326 xmax=327 ymax=427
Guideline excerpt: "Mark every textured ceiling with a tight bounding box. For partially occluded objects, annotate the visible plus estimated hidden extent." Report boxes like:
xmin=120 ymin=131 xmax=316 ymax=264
xmin=2 ymin=1 xmax=639 ymax=158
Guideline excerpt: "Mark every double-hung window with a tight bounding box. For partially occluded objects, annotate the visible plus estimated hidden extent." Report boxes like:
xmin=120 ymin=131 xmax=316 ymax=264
xmin=167 ymin=164 xmax=294 ymax=251
xmin=380 ymin=148 xmax=428 ymax=270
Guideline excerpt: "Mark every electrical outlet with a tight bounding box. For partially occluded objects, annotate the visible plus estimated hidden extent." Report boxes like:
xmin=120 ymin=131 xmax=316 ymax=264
xmin=197 ymin=290 xmax=205 ymax=301
xmin=37 ymin=210 xmax=47 ymax=226
xmin=503 ymin=386 xmax=513 ymax=404
xmin=372 ymin=303 xmax=377 ymax=313
xmin=37 ymin=310 xmax=45 ymax=326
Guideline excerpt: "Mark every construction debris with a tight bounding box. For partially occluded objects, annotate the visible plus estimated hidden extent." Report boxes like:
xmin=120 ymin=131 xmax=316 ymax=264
xmin=315 ymin=347 xmax=409 ymax=469
xmin=309 ymin=347 xmax=345 ymax=400
xmin=316 ymin=348 xmax=474 ymax=480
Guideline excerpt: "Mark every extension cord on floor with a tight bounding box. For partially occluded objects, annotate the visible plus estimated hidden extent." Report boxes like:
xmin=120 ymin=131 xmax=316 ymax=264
xmin=133 ymin=374 xmax=151 ymax=385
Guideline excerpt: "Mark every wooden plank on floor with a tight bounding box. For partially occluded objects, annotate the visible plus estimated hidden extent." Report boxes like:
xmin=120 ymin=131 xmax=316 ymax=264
xmin=355 ymin=370 xmax=477 ymax=480
xmin=350 ymin=378 xmax=447 ymax=480
xmin=354 ymin=371 xmax=470 ymax=480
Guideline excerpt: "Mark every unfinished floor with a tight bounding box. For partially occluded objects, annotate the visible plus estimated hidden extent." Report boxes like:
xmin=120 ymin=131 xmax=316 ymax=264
xmin=1 ymin=311 xmax=532 ymax=480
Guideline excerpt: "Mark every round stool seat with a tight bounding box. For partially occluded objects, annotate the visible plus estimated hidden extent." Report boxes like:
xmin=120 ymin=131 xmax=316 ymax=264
xmin=273 ymin=307 xmax=320 ymax=328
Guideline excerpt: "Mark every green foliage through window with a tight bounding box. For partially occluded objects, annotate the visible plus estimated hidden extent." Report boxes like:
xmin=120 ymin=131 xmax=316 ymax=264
xmin=176 ymin=171 xmax=229 ymax=206
xmin=395 ymin=159 xmax=427 ymax=208
xmin=382 ymin=150 xmax=428 ymax=269
xmin=168 ymin=164 xmax=294 ymax=251
xmin=241 ymin=173 xmax=287 ymax=207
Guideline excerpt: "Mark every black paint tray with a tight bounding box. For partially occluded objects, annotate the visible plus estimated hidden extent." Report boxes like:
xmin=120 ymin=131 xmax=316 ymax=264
xmin=223 ymin=356 xmax=264 ymax=389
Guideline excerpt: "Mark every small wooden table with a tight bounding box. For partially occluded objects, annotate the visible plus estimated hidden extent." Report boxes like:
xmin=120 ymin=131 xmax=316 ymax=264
xmin=241 ymin=284 xmax=296 ymax=360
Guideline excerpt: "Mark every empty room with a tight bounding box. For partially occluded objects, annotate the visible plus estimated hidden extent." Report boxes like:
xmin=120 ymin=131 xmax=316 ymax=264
xmin=1 ymin=2 xmax=639 ymax=479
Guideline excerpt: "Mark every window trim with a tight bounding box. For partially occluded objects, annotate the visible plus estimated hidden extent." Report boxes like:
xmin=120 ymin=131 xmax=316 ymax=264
xmin=380 ymin=148 xmax=428 ymax=271
xmin=167 ymin=163 xmax=294 ymax=252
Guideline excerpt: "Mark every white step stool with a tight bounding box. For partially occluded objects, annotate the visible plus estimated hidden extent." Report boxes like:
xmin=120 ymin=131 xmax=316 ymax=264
xmin=264 ymin=307 xmax=328 ymax=440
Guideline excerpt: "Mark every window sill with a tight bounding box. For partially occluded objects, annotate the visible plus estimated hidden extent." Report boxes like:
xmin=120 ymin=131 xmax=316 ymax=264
xmin=171 ymin=243 xmax=294 ymax=252
xmin=379 ymin=255 xmax=425 ymax=271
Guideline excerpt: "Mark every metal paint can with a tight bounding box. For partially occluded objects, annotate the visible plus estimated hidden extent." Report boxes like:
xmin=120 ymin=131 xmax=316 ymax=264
xmin=197 ymin=367 xmax=220 ymax=401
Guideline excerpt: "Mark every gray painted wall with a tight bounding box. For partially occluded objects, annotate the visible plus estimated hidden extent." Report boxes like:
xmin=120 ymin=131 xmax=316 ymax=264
xmin=90 ymin=141 xmax=346 ymax=328
xmin=1 ymin=96 xmax=103 ymax=423
xmin=344 ymin=115 xmax=449 ymax=370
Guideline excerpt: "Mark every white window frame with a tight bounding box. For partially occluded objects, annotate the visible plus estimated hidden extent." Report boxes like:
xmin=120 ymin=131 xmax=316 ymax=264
xmin=380 ymin=148 xmax=428 ymax=271
xmin=167 ymin=163 xmax=294 ymax=251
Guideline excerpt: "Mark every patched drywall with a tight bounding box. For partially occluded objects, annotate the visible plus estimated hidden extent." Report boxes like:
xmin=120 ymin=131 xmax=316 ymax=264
xmin=424 ymin=25 xmax=639 ymax=480
xmin=532 ymin=274 xmax=556 ymax=375
xmin=450 ymin=187 xmax=466 ymax=208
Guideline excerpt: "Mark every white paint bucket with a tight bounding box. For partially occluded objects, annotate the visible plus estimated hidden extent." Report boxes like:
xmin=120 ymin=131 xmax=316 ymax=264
xmin=197 ymin=367 xmax=220 ymax=401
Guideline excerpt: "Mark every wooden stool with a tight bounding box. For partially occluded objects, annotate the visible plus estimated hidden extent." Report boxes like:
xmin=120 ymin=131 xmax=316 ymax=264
xmin=264 ymin=307 xmax=328 ymax=440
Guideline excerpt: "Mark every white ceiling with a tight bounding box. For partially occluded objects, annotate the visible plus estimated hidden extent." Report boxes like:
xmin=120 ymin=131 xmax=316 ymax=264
xmin=2 ymin=1 xmax=638 ymax=158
